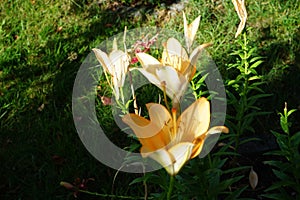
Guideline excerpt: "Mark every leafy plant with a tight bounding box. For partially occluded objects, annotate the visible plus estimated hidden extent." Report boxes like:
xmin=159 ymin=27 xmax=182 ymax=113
xmin=225 ymin=31 xmax=272 ymax=151
xmin=262 ymin=103 xmax=300 ymax=199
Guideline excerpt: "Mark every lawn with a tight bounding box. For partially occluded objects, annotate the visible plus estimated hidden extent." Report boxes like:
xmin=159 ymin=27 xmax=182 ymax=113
xmin=1 ymin=0 xmax=299 ymax=199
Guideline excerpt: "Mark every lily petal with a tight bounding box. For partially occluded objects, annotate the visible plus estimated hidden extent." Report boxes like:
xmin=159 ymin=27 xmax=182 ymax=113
xmin=190 ymin=43 xmax=212 ymax=67
xmin=147 ymin=103 xmax=173 ymax=136
xmin=145 ymin=148 xmax=173 ymax=174
xmin=122 ymin=114 xmax=169 ymax=152
xmin=167 ymin=142 xmax=194 ymax=175
xmin=92 ymin=48 xmax=112 ymax=74
xmin=232 ymin=0 xmax=247 ymax=38
xmin=183 ymin=11 xmax=201 ymax=53
xmin=136 ymin=53 xmax=162 ymax=74
xmin=163 ymin=38 xmax=188 ymax=62
xmin=145 ymin=142 xmax=194 ymax=175
xmin=156 ymin=66 xmax=188 ymax=101
xmin=177 ymin=98 xmax=210 ymax=143
xmin=190 ymin=133 xmax=208 ymax=158
xmin=109 ymin=50 xmax=130 ymax=87
xmin=136 ymin=68 xmax=161 ymax=86
xmin=206 ymin=126 xmax=229 ymax=135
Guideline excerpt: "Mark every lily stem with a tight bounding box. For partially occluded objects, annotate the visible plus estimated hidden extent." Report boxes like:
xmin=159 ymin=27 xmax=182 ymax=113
xmin=161 ymin=81 xmax=170 ymax=111
xmin=78 ymin=189 xmax=151 ymax=199
xmin=167 ymin=175 xmax=175 ymax=200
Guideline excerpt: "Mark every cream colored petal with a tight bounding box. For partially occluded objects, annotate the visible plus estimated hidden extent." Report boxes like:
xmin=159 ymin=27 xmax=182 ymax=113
xmin=232 ymin=0 xmax=247 ymax=38
xmin=145 ymin=148 xmax=174 ymax=175
xmin=183 ymin=11 xmax=188 ymax=48
xmin=146 ymin=103 xmax=172 ymax=134
xmin=109 ymin=50 xmax=130 ymax=87
xmin=183 ymin=11 xmax=201 ymax=53
xmin=156 ymin=66 xmax=188 ymax=101
xmin=136 ymin=68 xmax=161 ymax=86
xmin=136 ymin=53 xmax=162 ymax=74
xmin=177 ymin=98 xmax=210 ymax=142
xmin=168 ymin=142 xmax=194 ymax=175
xmin=189 ymin=43 xmax=212 ymax=67
xmin=165 ymin=38 xmax=188 ymax=62
xmin=206 ymin=126 xmax=229 ymax=135
xmin=112 ymin=37 xmax=118 ymax=51
xmin=92 ymin=48 xmax=112 ymax=74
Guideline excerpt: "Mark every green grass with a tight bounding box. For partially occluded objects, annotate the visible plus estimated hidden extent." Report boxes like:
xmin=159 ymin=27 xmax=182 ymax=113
xmin=0 ymin=0 xmax=299 ymax=199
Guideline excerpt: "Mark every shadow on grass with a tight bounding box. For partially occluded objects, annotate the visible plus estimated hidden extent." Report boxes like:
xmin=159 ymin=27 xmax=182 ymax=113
xmin=0 ymin=1 xmax=180 ymax=199
xmin=256 ymin=25 xmax=300 ymax=133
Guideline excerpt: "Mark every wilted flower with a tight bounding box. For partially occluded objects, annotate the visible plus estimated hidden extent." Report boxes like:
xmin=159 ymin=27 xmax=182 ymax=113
xmin=122 ymin=98 xmax=228 ymax=175
xmin=60 ymin=181 xmax=76 ymax=190
xmin=183 ymin=11 xmax=201 ymax=53
xmin=93 ymin=48 xmax=130 ymax=100
xmin=232 ymin=0 xmax=247 ymax=38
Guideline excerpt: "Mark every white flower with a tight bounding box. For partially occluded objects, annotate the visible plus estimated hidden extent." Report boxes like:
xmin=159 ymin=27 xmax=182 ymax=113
xmin=93 ymin=48 xmax=130 ymax=100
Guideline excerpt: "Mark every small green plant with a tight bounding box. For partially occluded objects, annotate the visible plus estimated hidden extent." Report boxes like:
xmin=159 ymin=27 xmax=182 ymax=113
xmin=262 ymin=103 xmax=300 ymax=199
xmin=226 ymin=31 xmax=272 ymax=151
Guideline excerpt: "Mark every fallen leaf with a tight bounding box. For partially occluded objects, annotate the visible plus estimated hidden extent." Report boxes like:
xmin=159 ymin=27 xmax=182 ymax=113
xmin=37 ymin=103 xmax=45 ymax=112
xmin=249 ymin=166 xmax=258 ymax=189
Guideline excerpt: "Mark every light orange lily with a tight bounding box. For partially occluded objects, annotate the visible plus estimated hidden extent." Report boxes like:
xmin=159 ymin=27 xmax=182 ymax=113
xmin=135 ymin=38 xmax=210 ymax=103
xmin=122 ymin=98 xmax=228 ymax=175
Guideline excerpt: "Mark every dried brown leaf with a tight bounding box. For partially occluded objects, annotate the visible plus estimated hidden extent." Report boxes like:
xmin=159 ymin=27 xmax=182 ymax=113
xmin=249 ymin=167 xmax=258 ymax=190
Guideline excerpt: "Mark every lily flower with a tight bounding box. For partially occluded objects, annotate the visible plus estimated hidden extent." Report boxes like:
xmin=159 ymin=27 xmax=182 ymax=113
xmin=122 ymin=98 xmax=228 ymax=175
xmin=135 ymin=38 xmax=211 ymax=104
xmin=93 ymin=48 xmax=130 ymax=101
xmin=183 ymin=11 xmax=201 ymax=53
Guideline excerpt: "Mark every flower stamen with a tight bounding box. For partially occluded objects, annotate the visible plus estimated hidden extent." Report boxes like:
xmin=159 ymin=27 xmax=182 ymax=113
xmin=171 ymin=108 xmax=177 ymax=139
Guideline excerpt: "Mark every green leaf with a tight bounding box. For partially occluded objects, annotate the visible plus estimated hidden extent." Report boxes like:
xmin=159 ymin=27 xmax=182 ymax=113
xmin=224 ymin=185 xmax=248 ymax=200
xmin=280 ymin=114 xmax=289 ymax=134
xmin=248 ymin=75 xmax=262 ymax=81
xmin=287 ymin=109 xmax=297 ymax=116
xmin=260 ymin=193 xmax=293 ymax=200
xmin=264 ymin=180 xmax=295 ymax=193
xmin=129 ymin=174 xmax=149 ymax=185
xmin=248 ymin=68 xmax=258 ymax=75
xmin=291 ymin=131 xmax=300 ymax=147
xmin=243 ymin=111 xmax=271 ymax=121
xmin=214 ymin=151 xmax=240 ymax=157
xmin=240 ymin=137 xmax=261 ymax=145
xmin=272 ymin=169 xmax=293 ymax=181
xmin=227 ymin=79 xmax=237 ymax=86
xmin=271 ymin=130 xmax=289 ymax=152
xmin=247 ymin=93 xmax=273 ymax=102
xmin=249 ymin=60 xmax=264 ymax=69
xmin=249 ymin=56 xmax=264 ymax=63
xmin=263 ymin=160 xmax=287 ymax=168
xmin=208 ymin=175 xmax=244 ymax=196
xmin=264 ymin=150 xmax=286 ymax=156
xmin=223 ymin=166 xmax=251 ymax=174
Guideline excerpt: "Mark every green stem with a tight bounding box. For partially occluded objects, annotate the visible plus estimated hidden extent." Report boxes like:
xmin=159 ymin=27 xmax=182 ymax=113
xmin=78 ymin=189 xmax=152 ymax=199
xmin=208 ymin=152 xmax=212 ymax=168
xmin=128 ymin=70 xmax=139 ymax=115
xmin=167 ymin=176 xmax=175 ymax=200
xmin=162 ymin=82 xmax=170 ymax=111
